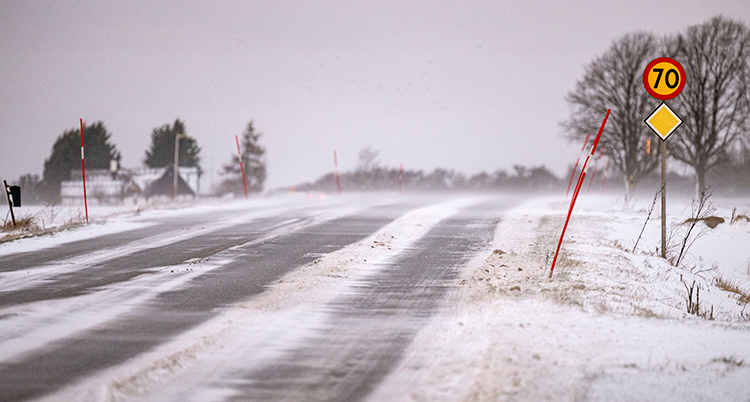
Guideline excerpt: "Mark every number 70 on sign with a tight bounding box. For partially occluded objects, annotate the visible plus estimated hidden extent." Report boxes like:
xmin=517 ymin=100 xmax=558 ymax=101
xmin=642 ymin=57 xmax=686 ymax=100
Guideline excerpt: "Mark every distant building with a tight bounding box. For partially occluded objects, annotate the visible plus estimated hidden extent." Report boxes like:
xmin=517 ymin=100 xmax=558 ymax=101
xmin=144 ymin=166 xmax=197 ymax=197
xmin=60 ymin=166 xmax=201 ymax=203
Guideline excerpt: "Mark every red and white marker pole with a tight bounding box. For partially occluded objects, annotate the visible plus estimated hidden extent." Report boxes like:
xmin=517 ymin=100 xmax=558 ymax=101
xmin=601 ymin=159 xmax=610 ymax=191
xmin=566 ymin=132 xmax=591 ymax=196
xmin=587 ymin=145 xmax=605 ymax=191
xmin=79 ymin=119 xmax=89 ymax=224
xmin=549 ymin=109 xmax=610 ymax=278
xmin=333 ymin=150 xmax=341 ymax=194
xmin=398 ymin=163 xmax=403 ymax=192
xmin=235 ymin=135 xmax=248 ymax=199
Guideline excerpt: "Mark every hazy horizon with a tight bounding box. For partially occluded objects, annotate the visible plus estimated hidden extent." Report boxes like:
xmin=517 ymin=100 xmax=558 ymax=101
xmin=2 ymin=0 xmax=748 ymax=192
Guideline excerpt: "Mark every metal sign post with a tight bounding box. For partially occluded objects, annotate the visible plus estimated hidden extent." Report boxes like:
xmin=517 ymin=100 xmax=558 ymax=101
xmin=644 ymin=103 xmax=683 ymax=258
xmin=661 ymin=140 xmax=667 ymax=258
xmin=643 ymin=57 xmax=686 ymax=259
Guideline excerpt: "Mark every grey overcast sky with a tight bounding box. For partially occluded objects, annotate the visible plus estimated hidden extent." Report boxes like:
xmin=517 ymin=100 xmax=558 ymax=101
xmin=1 ymin=1 xmax=749 ymax=192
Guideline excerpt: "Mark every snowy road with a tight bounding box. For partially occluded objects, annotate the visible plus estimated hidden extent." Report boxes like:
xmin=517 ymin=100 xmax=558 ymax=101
xmin=0 ymin=194 xmax=513 ymax=402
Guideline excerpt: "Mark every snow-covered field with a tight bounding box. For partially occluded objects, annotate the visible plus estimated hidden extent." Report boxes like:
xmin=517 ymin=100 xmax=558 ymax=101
xmin=3 ymin=192 xmax=750 ymax=401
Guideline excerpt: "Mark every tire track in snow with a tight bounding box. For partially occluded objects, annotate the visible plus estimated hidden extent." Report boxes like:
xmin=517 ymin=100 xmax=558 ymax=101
xmin=0 ymin=203 xmax=360 ymax=296
xmin=233 ymin=202 xmax=502 ymax=402
xmin=0 ymin=206 xmax=364 ymax=365
xmin=0 ymin=202 xmax=411 ymax=402
xmin=54 ymin=197 xmax=503 ymax=402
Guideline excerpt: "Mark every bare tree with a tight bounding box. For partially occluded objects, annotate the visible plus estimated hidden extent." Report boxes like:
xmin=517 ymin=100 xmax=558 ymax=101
xmin=563 ymin=32 xmax=663 ymax=198
xmin=669 ymin=16 xmax=750 ymax=196
xmin=357 ymin=146 xmax=380 ymax=173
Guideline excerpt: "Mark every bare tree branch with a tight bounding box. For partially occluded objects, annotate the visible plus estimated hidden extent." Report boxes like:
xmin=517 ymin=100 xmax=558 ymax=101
xmin=562 ymin=32 xmax=663 ymax=198
xmin=670 ymin=17 xmax=750 ymax=196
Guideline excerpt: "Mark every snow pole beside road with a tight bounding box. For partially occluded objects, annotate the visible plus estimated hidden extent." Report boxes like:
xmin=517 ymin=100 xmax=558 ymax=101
xmin=549 ymin=109 xmax=610 ymax=279
xmin=398 ymin=163 xmax=403 ymax=192
xmin=235 ymin=135 xmax=248 ymax=199
xmin=566 ymin=132 xmax=591 ymax=196
xmin=79 ymin=119 xmax=89 ymax=224
xmin=601 ymin=159 xmax=610 ymax=191
xmin=334 ymin=150 xmax=342 ymax=194
xmin=587 ymin=145 xmax=605 ymax=192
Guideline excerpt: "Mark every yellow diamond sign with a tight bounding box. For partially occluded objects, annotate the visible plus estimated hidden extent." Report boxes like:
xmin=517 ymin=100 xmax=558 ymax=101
xmin=645 ymin=102 xmax=683 ymax=141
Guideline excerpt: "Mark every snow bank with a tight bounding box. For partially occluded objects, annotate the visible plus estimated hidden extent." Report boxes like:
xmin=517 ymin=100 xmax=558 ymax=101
xmin=373 ymin=194 xmax=750 ymax=402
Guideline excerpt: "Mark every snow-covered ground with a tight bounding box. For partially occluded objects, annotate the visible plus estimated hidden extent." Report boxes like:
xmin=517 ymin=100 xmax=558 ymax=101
xmin=2 ymin=199 xmax=151 ymax=232
xmin=0 ymin=194 xmax=321 ymax=250
xmin=1 ymin=198 xmax=181 ymax=243
xmin=0 ymin=193 xmax=326 ymax=244
xmin=374 ymin=193 xmax=750 ymax=402
xmin=4 ymin=192 xmax=750 ymax=401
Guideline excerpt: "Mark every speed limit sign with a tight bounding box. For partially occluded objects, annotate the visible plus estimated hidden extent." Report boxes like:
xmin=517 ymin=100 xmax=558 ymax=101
xmin=643 ymin=57 xmax=686 ymax=100
xmin=642 ymin=57 xmax=686 ymax=261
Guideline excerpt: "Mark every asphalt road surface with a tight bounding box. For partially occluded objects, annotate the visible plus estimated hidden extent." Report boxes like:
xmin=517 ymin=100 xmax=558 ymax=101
xmin=0 ymin=194 xmax=515 ymax=402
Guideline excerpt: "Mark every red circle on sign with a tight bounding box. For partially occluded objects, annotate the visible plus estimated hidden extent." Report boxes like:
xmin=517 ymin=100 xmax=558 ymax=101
xmin=643 ymin=57 xmax=686 ymax=100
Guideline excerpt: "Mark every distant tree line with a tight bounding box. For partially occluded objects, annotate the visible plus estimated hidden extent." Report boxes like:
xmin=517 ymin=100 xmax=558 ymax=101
xmin=293 ymin=165 xmax=564 ymax=193
xmin=10 ymin=119 xmax=266 ymax=204
xmin=292 ymin=146 xmax=565 ymax=193
xmin=293 ymin=143 xmax=750 ymax=195
xmin=564 ymin=16 xmax=750 ymax=199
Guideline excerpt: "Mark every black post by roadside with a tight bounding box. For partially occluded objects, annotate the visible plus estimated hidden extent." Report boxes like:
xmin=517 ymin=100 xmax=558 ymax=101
xmin=3 ymin=180 xmax=16 ymax=227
